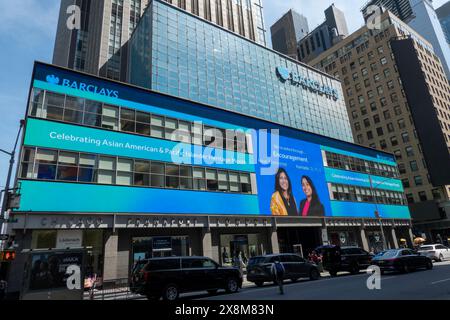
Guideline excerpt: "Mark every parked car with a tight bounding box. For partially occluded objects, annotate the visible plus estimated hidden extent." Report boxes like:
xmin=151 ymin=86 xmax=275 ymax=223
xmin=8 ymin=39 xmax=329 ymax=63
xmin=371 ymin=248 xmax=433 ymax=273
xmin=316 ymin=245 xmax=373 ymax=277
xmin=130 ymin=256 xmax=243 ymax=301
xmin=418 ymin=244 xmax=450 ymax=262
xmin=246 ymin=253 xmax=320 ymax=287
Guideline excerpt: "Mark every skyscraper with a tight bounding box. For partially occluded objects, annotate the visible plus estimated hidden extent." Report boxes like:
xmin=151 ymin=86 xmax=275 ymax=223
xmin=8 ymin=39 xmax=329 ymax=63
xmin=310 ymin=11 xmax=450 ymax=238
xmin=362 ymin=0 xmax=450 ymax=79
xmin=297 ymin=4 xmax=349 ymax=63
xmin=270 ymin=9 xmax=309 ymax=59
xmin=53 ymin=0 xmax=267 ymax=82
xmin=436 ymin=1 xmax=450 ymax=44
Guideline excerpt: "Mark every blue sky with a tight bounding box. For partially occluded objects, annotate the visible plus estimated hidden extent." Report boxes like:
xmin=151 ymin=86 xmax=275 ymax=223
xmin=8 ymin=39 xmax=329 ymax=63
xmin=0 ymin=0 xmax=448 ymax=191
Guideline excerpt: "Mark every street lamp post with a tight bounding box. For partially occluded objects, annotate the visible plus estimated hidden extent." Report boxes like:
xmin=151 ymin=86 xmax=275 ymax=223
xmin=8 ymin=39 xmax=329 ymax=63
xmin=369 ymin=175 xmax=390 ymax=251
xmin=0 ymin=120 xmax=25 ymax=250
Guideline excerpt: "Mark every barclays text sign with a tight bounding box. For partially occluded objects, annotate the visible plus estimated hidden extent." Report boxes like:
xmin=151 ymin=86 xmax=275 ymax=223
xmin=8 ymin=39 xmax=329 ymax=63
xmin=276 ymin=67 xmax=339 ymax=100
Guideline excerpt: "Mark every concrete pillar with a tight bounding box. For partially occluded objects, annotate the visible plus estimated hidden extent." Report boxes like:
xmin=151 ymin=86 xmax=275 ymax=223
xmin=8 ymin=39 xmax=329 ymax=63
xmin=360 ymin=228 xmax=370 ymax=252
xmin=270 ymin=228 xmax=280 ymax=254
xmin=321 ymin=227 xmax=329 ymax=245
xmin=103 ymin=232 xmax=119 ymax=281
xmin=408 ymin=228 xmax=415 ymax=247
xmin=202 ymin=228 xmax=213 ymax=259
xmin=391 ymin=228 xmax=399 ymax=249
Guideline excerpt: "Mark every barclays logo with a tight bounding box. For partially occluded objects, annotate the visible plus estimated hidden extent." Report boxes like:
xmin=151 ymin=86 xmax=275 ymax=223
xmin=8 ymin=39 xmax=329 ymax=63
xmin=45 ymin=74 xmax=119 ymax=99
xmin=46 ymin=74 xmax=60 ymax=85
xmin=276 ymin=66 xmax=290 ymax=82
xmin=276 ymin=66 xmax=339 ymax=100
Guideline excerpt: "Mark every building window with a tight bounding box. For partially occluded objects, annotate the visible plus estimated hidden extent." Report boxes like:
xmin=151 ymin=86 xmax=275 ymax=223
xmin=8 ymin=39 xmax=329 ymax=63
xmin=418 ymin=191 xmax=427 ymax=202
xmin=390 ymin=136 xmax=398 ymax=146
xmin=20 ymin=147 xmax=254 ymax=194
xmin=402 ymin=178 xmax=410 ymax=188
xmin=414 ymin=176 xmax=423 ymax=186
xmin=406 ymin=193 xmax=414 ymax=204
xmin=401 ymin=132 xmax=410 ymax=143
xmin=410 ymin=160 xmax=418 ymax=172
xmin=406 ymin=146 xmax=414 ymax=157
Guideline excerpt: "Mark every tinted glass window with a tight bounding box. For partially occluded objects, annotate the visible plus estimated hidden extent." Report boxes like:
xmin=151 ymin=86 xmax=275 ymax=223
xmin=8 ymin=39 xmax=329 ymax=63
xmin=182 ymin=258 xmax=215 ymax=269
xmin=436 ymin=245 xmax=446 ymax=250
xmin=267 ymin=256 xmax=280 ymax=263
xmin=147 ymin=259 xmax=180 ymax=271
xmin=420 ymin=246 xmax=434 ymax=251
xmin=279 ymin=255 xmax=292 ymax=263
xmin=248 ymin=257 xmax=265 ymax=265
xmin=378 ymin=250 xmax=399 ymax=258
xmin=291 ymin=255 xmax=305 ymax=263
xmin=401 ymin=250 xmax=412 ymax=256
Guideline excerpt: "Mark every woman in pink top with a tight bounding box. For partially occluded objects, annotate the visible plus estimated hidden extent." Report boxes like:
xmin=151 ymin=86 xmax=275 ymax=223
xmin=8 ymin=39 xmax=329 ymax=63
xmin=299 ymin=176 xmax=325 ymax=217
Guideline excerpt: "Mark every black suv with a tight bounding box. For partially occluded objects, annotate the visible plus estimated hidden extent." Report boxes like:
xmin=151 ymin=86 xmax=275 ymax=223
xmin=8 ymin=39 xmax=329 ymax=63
xmin=246 ymin=253 xmax=320 ymax=287
xmin=317 ymin=245 xmax=373 ymax=276
xmin=130 ymin=256 xmax=243 ymax=301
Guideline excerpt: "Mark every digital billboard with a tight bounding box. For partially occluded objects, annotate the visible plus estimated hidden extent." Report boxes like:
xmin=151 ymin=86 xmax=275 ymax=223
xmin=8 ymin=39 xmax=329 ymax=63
xmin=15 ymin=62 xmax=411 ymax=220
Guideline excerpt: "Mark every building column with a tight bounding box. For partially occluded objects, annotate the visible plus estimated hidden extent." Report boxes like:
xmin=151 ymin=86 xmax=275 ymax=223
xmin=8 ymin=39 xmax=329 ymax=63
xmin=391 ymin=228 xmax=399 ymax=249
xmin=202 ymin=228 xmax=213 ymax=259
xmin=321 ymin=226 xmax=329 ymax=245
xmin=408 ymin=228 xmax=415 ymax=246
xmin=103 ymin=232 xmax=119 ymax=281
xmin=360 ymin=227 xmax=370 ymax=252
xmin=270 ymin=225 xmax=280 ymax=254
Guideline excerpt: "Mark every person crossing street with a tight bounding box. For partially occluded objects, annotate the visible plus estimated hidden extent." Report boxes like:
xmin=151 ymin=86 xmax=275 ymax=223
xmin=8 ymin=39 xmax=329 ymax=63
xmin=271 ymin=258 xmax=286 ymax=295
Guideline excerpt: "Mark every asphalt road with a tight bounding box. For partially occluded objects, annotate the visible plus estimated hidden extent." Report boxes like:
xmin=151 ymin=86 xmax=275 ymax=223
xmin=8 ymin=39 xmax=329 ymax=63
xmin=191 ymin=261 xmax=450 ymax=300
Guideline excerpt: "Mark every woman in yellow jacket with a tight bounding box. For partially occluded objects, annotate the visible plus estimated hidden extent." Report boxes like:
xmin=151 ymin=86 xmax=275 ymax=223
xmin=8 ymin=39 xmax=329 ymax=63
xmin=270 ymin=168 xmax=298 ymax=216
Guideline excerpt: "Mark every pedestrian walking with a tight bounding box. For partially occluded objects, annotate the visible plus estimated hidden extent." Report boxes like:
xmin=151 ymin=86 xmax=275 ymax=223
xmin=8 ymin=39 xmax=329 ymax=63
xmin=271 ymin=259 xmax=285 ymax=295
xmin=0 ymin=278 xmax=7 ymax=301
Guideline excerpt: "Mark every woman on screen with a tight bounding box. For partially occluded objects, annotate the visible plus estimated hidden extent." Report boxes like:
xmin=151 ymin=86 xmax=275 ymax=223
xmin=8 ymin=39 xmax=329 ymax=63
xmin=299 ymin=176 xmax=325 ymax=217
xmin=270 ymin=168 xmax=298 ymax=216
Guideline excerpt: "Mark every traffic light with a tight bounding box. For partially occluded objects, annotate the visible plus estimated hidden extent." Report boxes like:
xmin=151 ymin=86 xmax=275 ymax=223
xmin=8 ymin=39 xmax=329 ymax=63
xmin=0 ymin=250 xmax=16 ymax=262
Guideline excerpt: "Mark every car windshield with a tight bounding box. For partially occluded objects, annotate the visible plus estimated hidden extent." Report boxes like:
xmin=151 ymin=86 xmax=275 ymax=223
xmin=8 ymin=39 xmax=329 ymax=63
xmin=132 ymin=261 xmax=148 ymax=273
xmin=377 ymin=250 xmax=399 ymax=258
xmin=419 ymin=246 xmax=434 ymax=251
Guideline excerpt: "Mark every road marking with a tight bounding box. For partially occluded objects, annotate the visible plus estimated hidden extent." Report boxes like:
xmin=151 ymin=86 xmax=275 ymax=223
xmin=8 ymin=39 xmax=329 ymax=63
xmin=431 ymin=278 xmax=450 ymax=285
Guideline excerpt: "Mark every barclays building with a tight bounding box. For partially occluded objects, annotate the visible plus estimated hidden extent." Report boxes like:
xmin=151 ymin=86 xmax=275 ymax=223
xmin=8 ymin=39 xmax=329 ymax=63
xmin=5 ymin=0 xmax=414 ymax=297
xmin=129 ymin=0 xmax=353 ymax=143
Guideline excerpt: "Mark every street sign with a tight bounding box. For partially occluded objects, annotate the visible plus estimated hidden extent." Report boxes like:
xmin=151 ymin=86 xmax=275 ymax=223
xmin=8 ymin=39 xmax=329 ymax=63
xmin=0 ymin=234 xmax=9 ymax=241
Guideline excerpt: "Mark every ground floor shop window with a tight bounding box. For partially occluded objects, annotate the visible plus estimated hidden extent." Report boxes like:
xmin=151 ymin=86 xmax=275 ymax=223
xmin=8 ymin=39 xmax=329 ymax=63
xmin=329 ymin=231 xmax=358 ymax=247
xmin=366 ymin=231 xmax=384 ymax=253
xmin=219 ymin=234 xmax=264 ymax=267
xmin=132 ymin=236 xmax=189 ymax=265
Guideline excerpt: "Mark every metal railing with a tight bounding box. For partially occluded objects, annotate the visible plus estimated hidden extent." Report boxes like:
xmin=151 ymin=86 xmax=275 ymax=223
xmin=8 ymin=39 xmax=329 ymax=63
xmin=83 ymin=278 xmax=142 ymax=301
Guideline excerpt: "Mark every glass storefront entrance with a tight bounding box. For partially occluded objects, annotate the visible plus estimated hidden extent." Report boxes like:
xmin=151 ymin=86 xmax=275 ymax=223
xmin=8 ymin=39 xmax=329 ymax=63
xmin=132 ymin=236 xmax=189 ymax=265
xmin=219 ymin=234 xmax=265 ymax=266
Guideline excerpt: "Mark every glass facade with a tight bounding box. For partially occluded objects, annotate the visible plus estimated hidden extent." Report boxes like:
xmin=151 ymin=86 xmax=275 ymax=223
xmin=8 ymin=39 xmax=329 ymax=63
xmin=129 ymin=0 xmax=353 ymax=142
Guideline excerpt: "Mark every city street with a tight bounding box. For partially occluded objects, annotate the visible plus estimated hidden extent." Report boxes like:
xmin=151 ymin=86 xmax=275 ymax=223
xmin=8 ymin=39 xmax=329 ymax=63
xmin=192 ymin=261 xmax=450 ymax=301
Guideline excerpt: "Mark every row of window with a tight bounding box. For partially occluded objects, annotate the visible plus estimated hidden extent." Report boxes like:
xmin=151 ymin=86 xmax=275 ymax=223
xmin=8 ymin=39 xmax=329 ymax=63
xmin=325 ymin=151 xmax=399 ymax=179
xmin=29 ymin=89 xmax=251 ymax=154
xmin=19 ymin=147 xmax=253 ymax=194
xmin=330 ymin=183 xmax=407 ymax=206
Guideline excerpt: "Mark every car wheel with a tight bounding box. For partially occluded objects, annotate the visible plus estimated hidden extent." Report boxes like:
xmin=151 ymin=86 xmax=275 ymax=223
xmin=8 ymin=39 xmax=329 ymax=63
xmin=254 ymin=281 xmax=264 ymax=287
xmin=439 ymin=254 xmax=444 ymax=262
xmin=207 ymin=289 xmax=218 ymax=295
xmin=162 ymin=283 xmax=179 ymax=301
xmin=291 ymin=278 xmax=299 ymax=283
xmin=309 ymin=268 xmax=320 ymax=281
xmin=329 ymin=270 xmax=338 ymax=277
xmin=426 ymin=260 xmax=433 ymax=270
xmin=225 ymin=277 xmax=239 ymax=293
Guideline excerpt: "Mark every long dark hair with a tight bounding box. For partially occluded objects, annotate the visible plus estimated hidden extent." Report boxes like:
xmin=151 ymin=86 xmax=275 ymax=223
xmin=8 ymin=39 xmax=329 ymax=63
xmin=275 ymin=168 xmax=293 ymax=200
xmin=302 ymin=175 xmax=321 ymax=206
